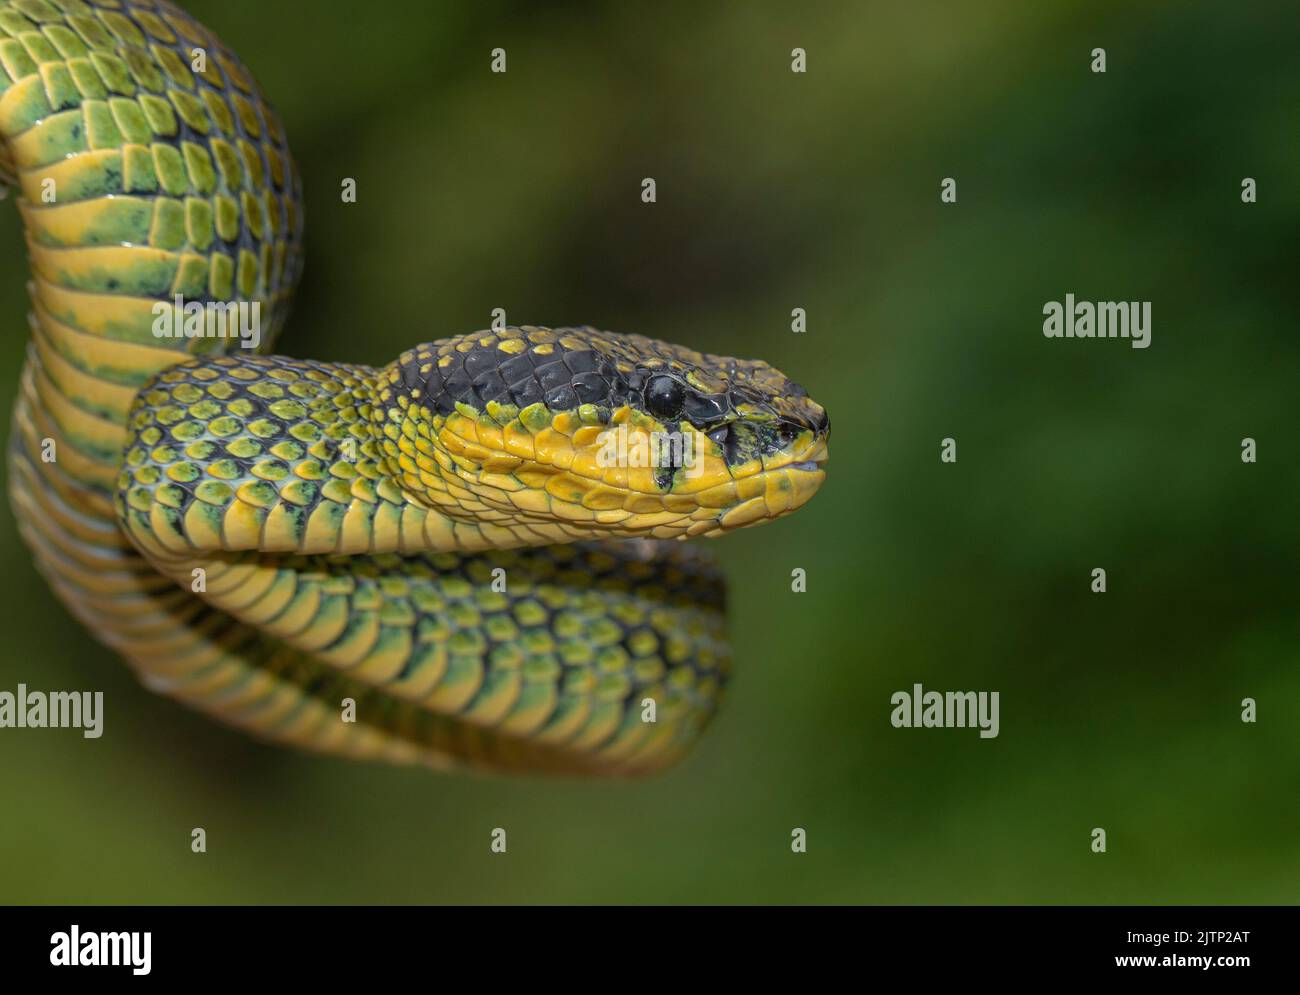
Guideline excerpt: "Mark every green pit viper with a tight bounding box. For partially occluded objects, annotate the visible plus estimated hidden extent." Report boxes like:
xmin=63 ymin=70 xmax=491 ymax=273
xmin=0 ymin=0 xmax=829 ymax=775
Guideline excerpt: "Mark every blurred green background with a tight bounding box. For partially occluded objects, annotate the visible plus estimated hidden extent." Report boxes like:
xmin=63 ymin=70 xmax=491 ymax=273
xmin=2 ymin=0 xmax=1298 ymax=904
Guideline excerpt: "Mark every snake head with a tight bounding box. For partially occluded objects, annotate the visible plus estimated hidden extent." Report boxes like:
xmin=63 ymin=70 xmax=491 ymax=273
xmin=380 ymin=325 xmax=829 ymax=541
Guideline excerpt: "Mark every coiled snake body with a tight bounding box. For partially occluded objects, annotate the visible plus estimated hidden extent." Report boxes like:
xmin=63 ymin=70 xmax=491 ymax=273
xmin=0 ymin=0 xmax=829 ymax=775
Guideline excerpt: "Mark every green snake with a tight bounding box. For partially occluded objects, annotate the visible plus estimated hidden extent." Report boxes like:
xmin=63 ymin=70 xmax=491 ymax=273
xmin=0 ymin=0 xmax=829 ymax=775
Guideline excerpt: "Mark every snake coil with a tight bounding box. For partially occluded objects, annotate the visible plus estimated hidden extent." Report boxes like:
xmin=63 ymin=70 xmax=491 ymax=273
xmin=0 ymin=0 xmax=829 ymax=775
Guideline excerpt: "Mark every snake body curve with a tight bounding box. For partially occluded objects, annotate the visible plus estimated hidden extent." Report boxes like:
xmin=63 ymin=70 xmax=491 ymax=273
xmin=0 ymin=0 xmax=829 ymax=775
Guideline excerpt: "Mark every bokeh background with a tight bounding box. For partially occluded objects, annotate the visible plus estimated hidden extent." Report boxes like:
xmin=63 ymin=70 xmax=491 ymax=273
xmin=2 ymin=0 xmax=1298 ymax=904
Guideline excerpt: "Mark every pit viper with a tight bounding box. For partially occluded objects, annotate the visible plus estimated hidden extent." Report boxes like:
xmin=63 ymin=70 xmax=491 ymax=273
xmin=0 ymin=0 xmax=829 ymax=775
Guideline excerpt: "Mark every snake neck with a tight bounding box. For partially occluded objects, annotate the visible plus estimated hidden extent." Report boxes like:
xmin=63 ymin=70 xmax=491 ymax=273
xmin=115 ymin=353 xmax=511 ymax=561
xmin=115 ymin=350 xmax=657 ymax=562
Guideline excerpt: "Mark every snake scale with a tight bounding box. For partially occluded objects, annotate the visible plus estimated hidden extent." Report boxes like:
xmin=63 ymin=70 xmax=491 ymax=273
xmin=0 ymin=0 xmax=829 ymax=775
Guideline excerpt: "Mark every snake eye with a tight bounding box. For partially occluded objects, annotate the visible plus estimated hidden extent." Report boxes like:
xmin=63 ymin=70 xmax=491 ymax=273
xmin=645 ymin=375 xmax=685 ymax=420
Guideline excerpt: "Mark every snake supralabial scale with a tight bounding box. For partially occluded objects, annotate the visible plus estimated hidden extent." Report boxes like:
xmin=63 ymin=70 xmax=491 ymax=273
xmin=0 ymin=0 xmax=830 ymax=776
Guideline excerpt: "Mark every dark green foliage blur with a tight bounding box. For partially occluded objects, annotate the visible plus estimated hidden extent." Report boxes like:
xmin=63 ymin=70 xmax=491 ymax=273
xmin=1 ymin=0 xmax=1296 ymax=904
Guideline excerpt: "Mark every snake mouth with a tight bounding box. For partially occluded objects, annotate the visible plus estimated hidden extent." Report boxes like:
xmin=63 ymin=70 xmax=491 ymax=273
xmin=764 ymin=432 xmax=829 ymax=473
